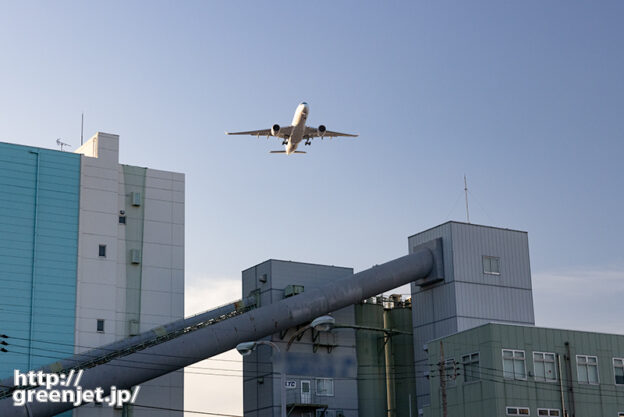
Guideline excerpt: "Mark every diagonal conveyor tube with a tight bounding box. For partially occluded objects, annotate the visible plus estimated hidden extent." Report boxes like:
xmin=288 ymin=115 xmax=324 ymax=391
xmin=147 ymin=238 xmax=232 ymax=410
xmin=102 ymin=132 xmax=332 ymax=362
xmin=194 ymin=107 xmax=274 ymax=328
xmin=0 ymin=249 xmax=434 ymax=417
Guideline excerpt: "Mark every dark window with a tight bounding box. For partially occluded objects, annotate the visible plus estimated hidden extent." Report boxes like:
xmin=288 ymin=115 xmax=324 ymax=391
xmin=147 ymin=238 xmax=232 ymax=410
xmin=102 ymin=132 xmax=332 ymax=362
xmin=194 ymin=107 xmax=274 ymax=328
xmin=538 ymin=409 xmax=560 ymax=416
xmin=614 ymin=358 xmax=624 ymax=385
xmin=98 ymin=245 xmax=106 ymax=257
xmin=462 ymin=352 xmax=480 ymax=382
xmin=119 ymin=216 xmax=126 ymax=224
xmin=96 ymin=319 xmax=105 ymax=332
xmin=444 ymin=359 xmax=457 ymax=385
xmin=483 ymin=256 xmax=500 ymax=275
xmin=506 ymin=407 xmax=530 ymax=416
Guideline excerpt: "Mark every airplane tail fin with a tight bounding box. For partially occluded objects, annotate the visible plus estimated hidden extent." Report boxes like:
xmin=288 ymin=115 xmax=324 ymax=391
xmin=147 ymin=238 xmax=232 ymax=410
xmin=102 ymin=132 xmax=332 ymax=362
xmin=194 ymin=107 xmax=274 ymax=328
xmin=269 ymin=151 xmax=306 ymax=154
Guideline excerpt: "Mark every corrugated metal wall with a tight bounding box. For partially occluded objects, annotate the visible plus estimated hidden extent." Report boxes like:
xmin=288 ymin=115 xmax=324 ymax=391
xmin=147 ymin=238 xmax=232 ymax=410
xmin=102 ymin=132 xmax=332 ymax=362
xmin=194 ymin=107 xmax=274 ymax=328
xmin=355 ymin=303 xmax=387 ymax=417
xmin=408 ymin=221 xmax=536 ymax=411
xmin=426 ymin=323 xmax=624 ymax=417
xmin=0 ymin=142 xmax=80 ymax=377
xmin=242 ymin=260 xmax=358 ymax=417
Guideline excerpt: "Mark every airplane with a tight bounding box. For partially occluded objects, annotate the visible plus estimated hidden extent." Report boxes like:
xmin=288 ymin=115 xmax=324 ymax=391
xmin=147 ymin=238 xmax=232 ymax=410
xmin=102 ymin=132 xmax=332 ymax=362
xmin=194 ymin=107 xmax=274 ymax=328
xmin=225 ymin=102 xmax=358 ymax=154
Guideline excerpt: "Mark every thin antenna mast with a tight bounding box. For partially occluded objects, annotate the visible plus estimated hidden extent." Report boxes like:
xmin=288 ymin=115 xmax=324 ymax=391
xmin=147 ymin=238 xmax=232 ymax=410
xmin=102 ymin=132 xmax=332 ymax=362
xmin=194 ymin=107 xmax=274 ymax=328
xmin=464 ymin=174 xmax=470 ymax=223
xmin=81 ymin=113 xmax=84 ymax=145
xmin=56 ymin=138 xmax=71 ymax=151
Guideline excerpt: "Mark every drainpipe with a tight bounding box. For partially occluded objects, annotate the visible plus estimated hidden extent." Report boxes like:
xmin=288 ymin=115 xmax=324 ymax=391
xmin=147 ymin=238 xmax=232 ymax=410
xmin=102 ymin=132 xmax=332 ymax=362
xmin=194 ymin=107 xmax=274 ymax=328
xmin=564 ymin=342 xmax=576 ymax=417
xmin=557 ymin=354 xmax=566 ymax=417
xmin=27 ymin=151 xmax=40 ymax=370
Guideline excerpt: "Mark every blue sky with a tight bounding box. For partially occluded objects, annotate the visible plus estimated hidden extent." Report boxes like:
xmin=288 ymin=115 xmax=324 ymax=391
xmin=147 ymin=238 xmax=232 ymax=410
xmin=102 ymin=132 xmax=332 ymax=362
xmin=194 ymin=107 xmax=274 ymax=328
xmin=1 ymin=1 xmax=623 ymax=414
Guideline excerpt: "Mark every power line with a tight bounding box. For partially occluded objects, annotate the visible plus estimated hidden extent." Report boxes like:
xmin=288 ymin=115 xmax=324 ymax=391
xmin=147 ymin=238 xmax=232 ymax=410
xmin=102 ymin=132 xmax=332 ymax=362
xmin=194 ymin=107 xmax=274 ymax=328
xmin=133 ymin=403 xmax=242 ymax=416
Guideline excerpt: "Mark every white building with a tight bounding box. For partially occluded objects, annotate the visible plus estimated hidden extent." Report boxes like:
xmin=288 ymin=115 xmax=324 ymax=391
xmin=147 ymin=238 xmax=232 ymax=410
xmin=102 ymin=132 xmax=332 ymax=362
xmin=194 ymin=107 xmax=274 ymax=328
xmin=73 ymin=132 xmax=184 ymax=417
xmin=0 ymin=133 xmax=184 ymax=417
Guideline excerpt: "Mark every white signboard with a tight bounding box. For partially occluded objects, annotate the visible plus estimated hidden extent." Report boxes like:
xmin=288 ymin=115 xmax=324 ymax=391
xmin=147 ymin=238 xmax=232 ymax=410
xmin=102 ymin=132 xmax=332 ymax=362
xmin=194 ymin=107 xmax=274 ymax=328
xmin=284 ymin=380 xmax=297 ymax=389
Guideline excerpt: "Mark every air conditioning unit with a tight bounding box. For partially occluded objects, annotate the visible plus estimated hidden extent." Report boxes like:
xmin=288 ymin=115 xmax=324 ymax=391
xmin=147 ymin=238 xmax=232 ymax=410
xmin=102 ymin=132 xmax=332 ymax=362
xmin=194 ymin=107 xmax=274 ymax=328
xmin=130 ymin=249 xmax=141 ymax=264
xmin=131 ymin=191 xmax=141 ymax=207
xmin=129 ymin=319 xmax=139 ymax=336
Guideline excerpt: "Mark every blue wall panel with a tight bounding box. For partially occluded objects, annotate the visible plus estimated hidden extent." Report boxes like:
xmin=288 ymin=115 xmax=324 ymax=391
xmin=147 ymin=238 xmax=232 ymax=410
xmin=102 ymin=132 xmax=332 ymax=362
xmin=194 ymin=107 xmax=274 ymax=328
xmin=0 ymin=142 xmax=80 ymax=379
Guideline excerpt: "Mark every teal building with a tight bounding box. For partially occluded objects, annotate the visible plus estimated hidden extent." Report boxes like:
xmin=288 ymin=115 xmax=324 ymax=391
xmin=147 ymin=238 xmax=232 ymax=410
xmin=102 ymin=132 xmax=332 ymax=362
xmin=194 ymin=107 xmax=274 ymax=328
xmin=0 ymin=142 xmax=81 ymax=376
xmin=424 ymin=323 xmax=624 ymax=417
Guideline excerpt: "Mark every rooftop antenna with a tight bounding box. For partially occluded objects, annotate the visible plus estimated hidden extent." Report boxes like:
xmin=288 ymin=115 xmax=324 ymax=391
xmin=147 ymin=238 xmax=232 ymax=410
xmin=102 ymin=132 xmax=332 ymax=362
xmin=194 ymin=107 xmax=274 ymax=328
xmin=80 ymin=112 xmax=84 ymax=146
xmin=56 ymin=138 xmax=71 ymax=151
xmin=464 ymin=174 xmax=470 ymax=223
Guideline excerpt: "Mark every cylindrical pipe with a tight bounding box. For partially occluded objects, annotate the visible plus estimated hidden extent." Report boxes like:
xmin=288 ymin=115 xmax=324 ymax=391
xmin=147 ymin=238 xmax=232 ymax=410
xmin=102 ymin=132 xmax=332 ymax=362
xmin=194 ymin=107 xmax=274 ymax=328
xmin=0 ymin=297 xmax=256 ymax=392
xmin=557 ymin=354 xmax=566 ymax=417
xmin=0 ymin=250 xmax=434 ymax=417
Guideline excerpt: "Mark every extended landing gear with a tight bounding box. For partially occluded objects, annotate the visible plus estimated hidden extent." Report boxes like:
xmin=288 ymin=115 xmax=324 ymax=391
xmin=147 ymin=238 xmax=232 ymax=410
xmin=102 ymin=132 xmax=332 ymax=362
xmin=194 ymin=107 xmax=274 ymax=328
xmin=304 ymin=140 xmax=311 ymax=146
xmin=282 ymin=140 xmax=288 ymax=145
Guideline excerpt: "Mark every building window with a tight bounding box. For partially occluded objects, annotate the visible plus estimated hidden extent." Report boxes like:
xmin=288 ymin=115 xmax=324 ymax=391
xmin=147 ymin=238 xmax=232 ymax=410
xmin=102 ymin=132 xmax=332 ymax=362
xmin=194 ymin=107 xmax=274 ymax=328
xmin=577 ymin=355 xmax=599 ymax=384
xmin=315 ymin=378 xmax=334 ymax=396
xmin=506 ymin=407 xmax=530 ymax=416
xmin=503 ymin=349 xmax=526 ymax=380
xmin=96 ymin=319 xmax=105 ymax=333
xmin=444 ymin=359 xmax=457 ymax=385
xmin=98 ymin=244 xmax=106 ymax=257
xmin=483 ymin=256 xmax=500 ymax=275
xmin=119 ymin=215 xmax=126 ymax=224
xmin=537 ymin=409 xmax=560 ymax=416
xmin=613 ymin=358 xmax=624 ymax=385
xmin=534 ymin=352 xmax=557 ymax=382
xmin=462 ymin=352 xmax=480 ymax=382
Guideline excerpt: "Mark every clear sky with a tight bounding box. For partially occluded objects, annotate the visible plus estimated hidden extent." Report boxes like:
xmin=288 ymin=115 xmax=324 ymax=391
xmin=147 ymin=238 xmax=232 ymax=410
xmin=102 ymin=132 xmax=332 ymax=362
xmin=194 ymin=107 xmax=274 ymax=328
xmin=1 ymin=1 xmax=623 ymax=415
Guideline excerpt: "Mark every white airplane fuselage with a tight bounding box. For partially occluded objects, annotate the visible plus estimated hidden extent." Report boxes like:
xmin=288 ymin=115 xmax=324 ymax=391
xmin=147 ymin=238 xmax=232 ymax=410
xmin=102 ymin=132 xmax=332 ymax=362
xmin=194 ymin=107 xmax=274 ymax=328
xmin=285 ymin=102 xmax=309 ymax=154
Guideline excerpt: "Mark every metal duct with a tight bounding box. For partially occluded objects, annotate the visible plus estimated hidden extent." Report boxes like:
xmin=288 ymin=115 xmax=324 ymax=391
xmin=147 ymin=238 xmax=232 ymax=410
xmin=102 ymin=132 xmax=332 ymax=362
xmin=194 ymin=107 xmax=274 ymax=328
xmin=0 ymin=249 xmax=437 ymax=417
xmin=0 ymin=297 xmax=256 ymax=394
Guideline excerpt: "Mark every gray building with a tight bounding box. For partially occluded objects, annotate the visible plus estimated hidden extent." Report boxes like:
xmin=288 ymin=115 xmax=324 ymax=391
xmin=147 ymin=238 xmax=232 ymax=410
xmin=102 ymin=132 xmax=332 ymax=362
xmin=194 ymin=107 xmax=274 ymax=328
xmin=242 ymin=260 xmax=358 ymax=417
xmin=241 ymin=222 xmax=538 ymax=416
xmin=408 ymin=222 xmax=536 ymax=411
xmin=424 ymin=323 xmax=624 ymax=417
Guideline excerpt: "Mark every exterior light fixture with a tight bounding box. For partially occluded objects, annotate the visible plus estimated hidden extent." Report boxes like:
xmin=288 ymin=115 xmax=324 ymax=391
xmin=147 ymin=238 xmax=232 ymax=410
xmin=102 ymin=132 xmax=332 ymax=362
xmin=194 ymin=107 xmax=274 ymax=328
xmin=311 ymin=315 xmax=335 ymax=332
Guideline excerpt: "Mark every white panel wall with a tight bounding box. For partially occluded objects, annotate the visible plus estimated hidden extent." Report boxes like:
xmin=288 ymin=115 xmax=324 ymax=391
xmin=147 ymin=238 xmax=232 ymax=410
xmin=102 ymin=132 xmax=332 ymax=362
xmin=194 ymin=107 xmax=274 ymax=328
xmin=74 ymin=133 xmax=184 ymax=417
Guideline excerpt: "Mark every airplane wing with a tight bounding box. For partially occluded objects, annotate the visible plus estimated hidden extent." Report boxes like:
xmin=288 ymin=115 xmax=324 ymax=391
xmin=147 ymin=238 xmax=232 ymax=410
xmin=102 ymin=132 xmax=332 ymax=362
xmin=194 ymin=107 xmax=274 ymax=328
xmin=303 ymin=126 xmax=358 ymax=139
xmin=225 ymin=126 xmax=293 ymax=139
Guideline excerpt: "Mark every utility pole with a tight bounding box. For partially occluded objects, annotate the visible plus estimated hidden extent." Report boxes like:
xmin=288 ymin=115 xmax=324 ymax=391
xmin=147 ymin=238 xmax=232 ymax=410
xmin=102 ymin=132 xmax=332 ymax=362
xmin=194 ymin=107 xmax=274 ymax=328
xmin=439 ymin=341 xmax=447 ymax=417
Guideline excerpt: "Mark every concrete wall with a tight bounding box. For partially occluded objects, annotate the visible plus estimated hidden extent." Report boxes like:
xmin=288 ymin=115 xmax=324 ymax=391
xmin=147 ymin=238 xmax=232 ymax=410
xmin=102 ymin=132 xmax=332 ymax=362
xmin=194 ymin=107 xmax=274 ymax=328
xmin=408 ymin=222 xmax=535 ymax=412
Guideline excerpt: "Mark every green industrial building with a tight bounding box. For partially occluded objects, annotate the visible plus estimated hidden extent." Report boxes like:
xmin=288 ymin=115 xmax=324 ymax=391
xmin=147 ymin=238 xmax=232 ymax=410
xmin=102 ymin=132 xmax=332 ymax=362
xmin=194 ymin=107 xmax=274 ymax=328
xmin=355 ymin=297 xmax=416 ymax=417
xmin=423 ymin=323 xmax=624 ymax=417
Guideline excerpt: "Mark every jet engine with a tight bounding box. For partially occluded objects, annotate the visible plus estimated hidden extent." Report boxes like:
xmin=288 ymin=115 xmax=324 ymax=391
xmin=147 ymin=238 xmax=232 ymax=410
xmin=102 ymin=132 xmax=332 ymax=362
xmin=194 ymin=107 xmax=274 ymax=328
xmin=318 ymin=125 xmax=326 ymax=137
xmin=271 ymin=124 xmax=281 ymax=136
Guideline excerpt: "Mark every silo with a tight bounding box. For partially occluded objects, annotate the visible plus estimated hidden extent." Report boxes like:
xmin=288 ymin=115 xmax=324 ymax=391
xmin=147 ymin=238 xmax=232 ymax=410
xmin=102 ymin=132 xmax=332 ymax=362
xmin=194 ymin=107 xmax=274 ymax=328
xmin=355 ymin=301 xmax=388 ymax=417
xmin=385 ymin=299 xmax=416 ymax=417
